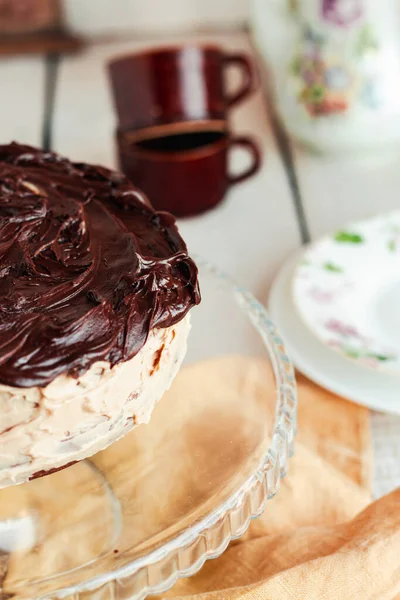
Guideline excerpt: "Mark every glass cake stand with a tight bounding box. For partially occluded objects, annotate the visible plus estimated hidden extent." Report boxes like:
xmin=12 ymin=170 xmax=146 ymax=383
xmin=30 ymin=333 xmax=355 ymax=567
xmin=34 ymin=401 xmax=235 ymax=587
xmin=0 ymin=259 xmax=297 ymax=600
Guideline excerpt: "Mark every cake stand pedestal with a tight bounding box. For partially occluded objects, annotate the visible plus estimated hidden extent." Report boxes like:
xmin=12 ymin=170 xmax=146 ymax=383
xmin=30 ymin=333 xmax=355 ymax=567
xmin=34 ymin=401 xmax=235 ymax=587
xmin=0 ymin=260 xmax=297 ymax=600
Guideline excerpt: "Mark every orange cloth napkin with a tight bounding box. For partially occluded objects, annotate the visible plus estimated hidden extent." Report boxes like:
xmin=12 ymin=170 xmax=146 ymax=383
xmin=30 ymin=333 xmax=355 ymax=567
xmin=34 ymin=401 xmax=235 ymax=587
xmin=159 ymin=369 xmax=400 ymax=600
xmin=2 ymin=356 xmax=400 ymax=599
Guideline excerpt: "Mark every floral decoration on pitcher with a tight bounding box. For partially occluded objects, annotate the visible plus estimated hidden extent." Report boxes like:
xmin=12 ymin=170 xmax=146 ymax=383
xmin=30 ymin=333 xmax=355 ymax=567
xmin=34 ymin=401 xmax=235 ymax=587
xmin=289 ymin=0 xmax=380 ymax=117
xmin=321 ymin=0 xmax=363 ymax=27
xmin=291 ymin=26 xmax=353 ymax=116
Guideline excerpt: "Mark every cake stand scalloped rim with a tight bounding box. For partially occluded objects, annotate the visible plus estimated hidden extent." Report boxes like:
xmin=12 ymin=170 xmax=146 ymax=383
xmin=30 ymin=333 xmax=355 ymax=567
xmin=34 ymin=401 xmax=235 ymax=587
xmin=40 ymin=261 xmax=297 ymax=600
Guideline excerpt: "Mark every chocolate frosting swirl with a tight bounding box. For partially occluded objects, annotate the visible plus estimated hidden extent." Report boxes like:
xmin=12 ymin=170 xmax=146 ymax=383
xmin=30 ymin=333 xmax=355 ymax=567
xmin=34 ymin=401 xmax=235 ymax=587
xmin=0 ymin=142 xmax=200 ymax=388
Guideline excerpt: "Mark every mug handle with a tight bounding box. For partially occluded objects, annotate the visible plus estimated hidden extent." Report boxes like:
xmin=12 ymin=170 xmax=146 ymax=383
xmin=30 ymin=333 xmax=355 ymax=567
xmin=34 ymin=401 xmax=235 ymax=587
xmin=223 ymin=53 xmax=257 ymax=108
xmin=227 ymin=136 xmax=261 ymax=186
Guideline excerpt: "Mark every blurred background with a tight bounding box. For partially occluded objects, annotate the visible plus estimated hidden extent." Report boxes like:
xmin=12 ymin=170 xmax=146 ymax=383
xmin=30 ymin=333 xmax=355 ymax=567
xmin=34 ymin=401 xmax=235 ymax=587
xmin=63 ymin=0 xmax=250 ymax=36
xmin=0 ymin=0 xmax=251 ymax=38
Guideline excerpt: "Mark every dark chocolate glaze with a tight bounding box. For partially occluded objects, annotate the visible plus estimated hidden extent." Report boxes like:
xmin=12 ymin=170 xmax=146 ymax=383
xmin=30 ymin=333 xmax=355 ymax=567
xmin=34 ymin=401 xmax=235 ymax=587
xmin=0 ymin=142 xmax=200 ymax=388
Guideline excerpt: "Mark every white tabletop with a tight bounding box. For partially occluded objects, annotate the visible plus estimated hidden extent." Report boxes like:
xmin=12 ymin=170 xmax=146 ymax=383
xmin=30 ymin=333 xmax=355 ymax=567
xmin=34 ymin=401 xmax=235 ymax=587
xmin=1 ymin=30 xmax=398 ymax=498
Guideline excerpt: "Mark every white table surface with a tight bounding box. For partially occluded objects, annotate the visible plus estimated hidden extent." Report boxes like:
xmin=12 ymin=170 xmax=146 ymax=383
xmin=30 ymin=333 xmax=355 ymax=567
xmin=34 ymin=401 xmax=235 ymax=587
xmin=1 ymin=31 xmax=398 ymax=498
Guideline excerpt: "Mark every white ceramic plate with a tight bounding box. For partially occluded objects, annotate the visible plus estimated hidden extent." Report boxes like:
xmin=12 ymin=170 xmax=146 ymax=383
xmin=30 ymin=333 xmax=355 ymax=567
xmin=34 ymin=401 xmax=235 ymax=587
xmin=292 ymin=212 xmax=400 ymax=375
xmin=269 ymin=251 xmax=400 ymax=414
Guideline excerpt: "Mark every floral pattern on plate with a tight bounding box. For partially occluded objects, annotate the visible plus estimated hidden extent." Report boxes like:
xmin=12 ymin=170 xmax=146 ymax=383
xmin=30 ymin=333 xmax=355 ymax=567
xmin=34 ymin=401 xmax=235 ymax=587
xmin=293 ymin=211 xmax=400 ymax=375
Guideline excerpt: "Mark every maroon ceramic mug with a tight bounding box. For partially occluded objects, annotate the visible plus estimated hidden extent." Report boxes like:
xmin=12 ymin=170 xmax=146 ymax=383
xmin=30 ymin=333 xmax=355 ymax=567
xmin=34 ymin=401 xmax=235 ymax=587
xmin=116 ymin=128 xmax=261 ymax=217
xmin=108 ymin=45 xmax=258 ymax=135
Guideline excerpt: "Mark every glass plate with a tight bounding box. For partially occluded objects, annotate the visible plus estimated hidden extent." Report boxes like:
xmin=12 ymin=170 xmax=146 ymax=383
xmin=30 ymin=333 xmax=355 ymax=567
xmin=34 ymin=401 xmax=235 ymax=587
xmin=0 ymin=259 xmax=297 ymax=600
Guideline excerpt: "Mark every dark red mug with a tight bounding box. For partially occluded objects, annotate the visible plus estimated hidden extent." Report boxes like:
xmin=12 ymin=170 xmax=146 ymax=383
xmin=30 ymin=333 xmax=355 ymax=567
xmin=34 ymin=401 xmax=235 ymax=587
xmin=116 ymin=128 xmax=261 ymax=217
xmin=108 ymin=45 xmax=258 ymax=135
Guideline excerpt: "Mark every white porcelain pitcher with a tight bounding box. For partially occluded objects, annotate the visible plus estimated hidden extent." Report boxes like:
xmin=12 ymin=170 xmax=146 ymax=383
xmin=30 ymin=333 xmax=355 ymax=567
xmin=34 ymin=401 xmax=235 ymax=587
xmin=252 ymin=0 xmax=400 ymax=152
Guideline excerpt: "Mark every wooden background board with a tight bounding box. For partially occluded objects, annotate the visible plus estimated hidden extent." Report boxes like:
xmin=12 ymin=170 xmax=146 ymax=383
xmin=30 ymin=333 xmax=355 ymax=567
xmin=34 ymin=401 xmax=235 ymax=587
xmin=63 ymin=0 xmax=249 ymax=37
xmin=293 ymin=147 xmax=400 ymax=240
xmin=0 ymin=56 xmax=45 ymax=146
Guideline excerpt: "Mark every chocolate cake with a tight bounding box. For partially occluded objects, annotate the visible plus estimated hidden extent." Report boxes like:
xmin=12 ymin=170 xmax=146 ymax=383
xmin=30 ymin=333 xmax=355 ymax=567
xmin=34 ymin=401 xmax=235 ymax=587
xmin=0 ymin=142 xmax=200 ymax=487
